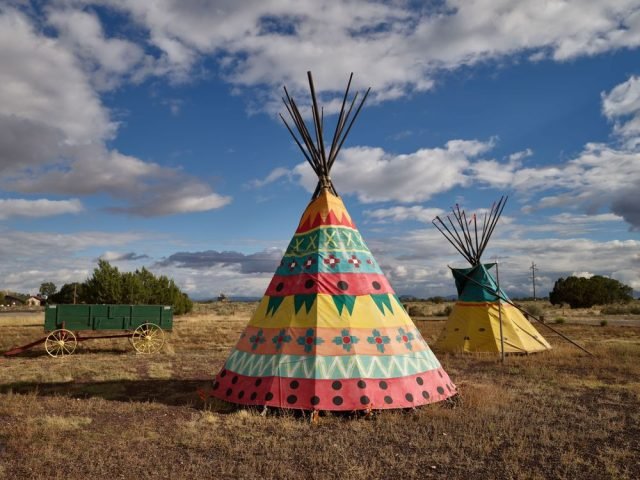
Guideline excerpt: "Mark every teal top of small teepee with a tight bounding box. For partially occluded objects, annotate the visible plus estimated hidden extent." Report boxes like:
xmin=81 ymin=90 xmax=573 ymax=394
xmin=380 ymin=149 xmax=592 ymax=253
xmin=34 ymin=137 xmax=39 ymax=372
xmin=451 ymin=263 xmax=510 ymax=303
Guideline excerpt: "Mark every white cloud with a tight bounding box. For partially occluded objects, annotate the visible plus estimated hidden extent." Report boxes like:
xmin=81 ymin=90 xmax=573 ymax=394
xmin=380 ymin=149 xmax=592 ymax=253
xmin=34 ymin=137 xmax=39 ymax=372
xmin=291 ymin=139 xmax=493 ymax=203
xmin=0 ymin=8 xmax=114 ymax=146
xmin=56 ymin=0 xmax=640 ymax=107
xmin=368 ymin=224 xmax=640 ymax=297
xmin=0 ymin=198 xmax=83 ymax=220
xmin=365 ymin=206 xmax=445 ymax=223
xmin=602 ymin=75 xmax=640 ymax=147
xmin=572 ymin=271 xmax=595 ymax=279
xmin=47 ymin=8 xmax=148 ymax=90
xmin=0 ymin=228 xmax=146 ymax=293
xmin=0 ymin=8 xmax=231 ymax=217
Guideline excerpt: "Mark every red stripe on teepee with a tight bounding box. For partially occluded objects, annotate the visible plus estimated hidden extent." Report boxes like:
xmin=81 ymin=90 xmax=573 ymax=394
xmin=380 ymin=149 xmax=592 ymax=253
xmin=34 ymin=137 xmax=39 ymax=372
xmin=210 ymin=368 xmax=457 ymax=411
xmin=296 ymin=211 xmax=356 ymax=233
xmin=265 ymin=272 xmax=393 ymax=297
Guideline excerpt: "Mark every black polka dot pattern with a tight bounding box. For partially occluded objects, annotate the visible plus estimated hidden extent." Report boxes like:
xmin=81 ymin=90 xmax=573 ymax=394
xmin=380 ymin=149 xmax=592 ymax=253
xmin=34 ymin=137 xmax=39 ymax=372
xmin=265 ymin=392 xmax=274 ymax=401
xmin=405 ymin=393 xmax=414 ymax=402
xmin=332 ymin=381 xmax=342 ymax=390
xmin=250 ymin=392 xmax=257 ymax=401
xmin=333 ymin=396 xmax=344 ymax=406
xmin=384 ymin=396 xmax=393 ymax=404
xmin=305 ymin=279 xmax=315 ymax=289
xmin=255 ymin=378 xmax=262 ymax=387
xmin=360 ymin=396 xmax=370 ymax=405
xmin=238 ymin=391 xmax=244 ymax=399
xmin=275 ymin=282 xmax=284 ymax=292
xmin=226 ymin=388 xmax=232 ymax=397
xmin=379 ymin=381 xmax=388 ymax=390
xmin=311 ymin=396 xmax=320 ymax=406
xmin=372 ymin=281 xmax=381 ymax=290
xmin=357 ymin=380 xmax=367 ymax=389
xmin=416 ymin=377 xmax=424 ymax=385
xmin=290 ymin=380 xmax=299 ymax=389
xmin=337 ymin=281 xmax=349 ymax=291
xmin=287 ymin=395 xmax=297 ymax=404
xmin=437 ymin=386 xmax=445 ymax=395
xmin=231 ymin=376 xmax=238 ymax=385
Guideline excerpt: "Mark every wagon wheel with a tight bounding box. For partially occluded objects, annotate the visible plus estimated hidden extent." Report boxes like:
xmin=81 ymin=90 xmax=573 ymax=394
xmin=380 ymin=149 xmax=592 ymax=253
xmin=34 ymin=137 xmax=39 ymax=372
xmin=131 ymin=323 xmax=165 ymax=354
xmin=45 ymin=329 xmax=77 ymax=358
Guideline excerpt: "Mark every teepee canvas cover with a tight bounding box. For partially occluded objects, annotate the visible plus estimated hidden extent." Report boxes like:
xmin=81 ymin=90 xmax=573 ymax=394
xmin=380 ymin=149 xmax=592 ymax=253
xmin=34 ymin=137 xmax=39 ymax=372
xmin=436 ymin=263 xmax=551 ymax=353
xmin=211 ymin=73 xmax=456 ymax=410
xmin=433 ymin=198 xmax=551 ymax=354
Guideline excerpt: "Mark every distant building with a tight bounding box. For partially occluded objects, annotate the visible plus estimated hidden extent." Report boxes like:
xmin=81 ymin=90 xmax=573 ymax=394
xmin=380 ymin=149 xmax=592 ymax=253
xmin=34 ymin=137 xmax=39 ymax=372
xmin=4 ymin=295 xmax=24 ymax=306
xmin=26 ymin=296 xmax=41 ymax=307
xmin=217 ymin=293 xmax=229 ymax=302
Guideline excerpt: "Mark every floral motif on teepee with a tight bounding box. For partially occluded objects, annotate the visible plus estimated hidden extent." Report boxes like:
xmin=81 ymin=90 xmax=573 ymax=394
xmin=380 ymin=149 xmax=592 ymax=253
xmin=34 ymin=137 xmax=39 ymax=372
xmin=367 ymin=329 xmax=390 ymax=353
xmin=272 ymin=329 xmax=292 ymax=351
xmin=296 ymin=328 xmax=324 ymax=353
xmin=396 ymin=327 xmax=415 ymax=350
xmin=332 ymin=329 xmax=359 ymax=352
xmin=249 ymin=329 xmax=266 ymax=350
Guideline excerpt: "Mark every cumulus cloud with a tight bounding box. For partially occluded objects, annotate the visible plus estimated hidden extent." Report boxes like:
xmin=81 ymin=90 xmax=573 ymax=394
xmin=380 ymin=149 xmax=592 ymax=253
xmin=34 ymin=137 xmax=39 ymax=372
xmin=364 ymin=206 xmax=445 ymax=224
xmin=46 ymin=8 xmax=149 ymax=90
xmin=0 ymin=198 xmax=83 ymax=220
xmin=0 ymin=8 xmax=230 ymax=217
xmin=0 ymin=8 xmax=114 ymax=145
xmin=61 ymin=0 xmax=640 ymax=107
xmin=289 ymin=139 xmax=494 ymax=203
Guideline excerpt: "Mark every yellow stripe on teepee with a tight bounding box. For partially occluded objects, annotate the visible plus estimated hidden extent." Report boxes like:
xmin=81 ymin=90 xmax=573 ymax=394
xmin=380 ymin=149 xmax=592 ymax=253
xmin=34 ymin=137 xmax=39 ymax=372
xmin=249 ymin=294 xmax=413 ymax=328
xmin=435 ymin=303 xmax=551 ymax=353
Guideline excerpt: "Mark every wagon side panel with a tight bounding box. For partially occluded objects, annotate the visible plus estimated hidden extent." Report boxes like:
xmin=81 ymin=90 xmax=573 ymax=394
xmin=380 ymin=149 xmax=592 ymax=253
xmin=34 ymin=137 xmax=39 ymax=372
xmin=45 ymin=305 xmax=95 ymax=331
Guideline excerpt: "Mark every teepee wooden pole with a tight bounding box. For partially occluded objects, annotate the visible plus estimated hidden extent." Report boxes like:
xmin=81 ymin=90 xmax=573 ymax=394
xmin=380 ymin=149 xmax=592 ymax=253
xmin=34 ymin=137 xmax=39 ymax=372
xmin=432 ymin=218 xmax=474 ymax=264
xmin=327 ymin=73 xmax=353 ymax=165
xmin=330 ymin=87 xmax=370 ymax=168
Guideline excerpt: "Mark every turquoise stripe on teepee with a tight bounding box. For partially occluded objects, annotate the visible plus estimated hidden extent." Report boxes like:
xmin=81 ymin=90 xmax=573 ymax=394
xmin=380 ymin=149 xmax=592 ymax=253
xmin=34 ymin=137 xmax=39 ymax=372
xmin=223 ymin=349 xmax=442 ymax=379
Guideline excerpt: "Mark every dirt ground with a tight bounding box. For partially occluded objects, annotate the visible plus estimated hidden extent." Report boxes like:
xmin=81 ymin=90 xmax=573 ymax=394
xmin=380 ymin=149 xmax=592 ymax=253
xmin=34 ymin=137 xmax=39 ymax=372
xmin=0 ymin=302 xmax=638 ymax=480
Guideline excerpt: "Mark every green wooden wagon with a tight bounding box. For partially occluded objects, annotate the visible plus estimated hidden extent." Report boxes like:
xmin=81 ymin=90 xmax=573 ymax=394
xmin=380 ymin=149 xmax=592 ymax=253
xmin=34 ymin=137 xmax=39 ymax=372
xmin=4 ymin=304 xmax=173 ymax=357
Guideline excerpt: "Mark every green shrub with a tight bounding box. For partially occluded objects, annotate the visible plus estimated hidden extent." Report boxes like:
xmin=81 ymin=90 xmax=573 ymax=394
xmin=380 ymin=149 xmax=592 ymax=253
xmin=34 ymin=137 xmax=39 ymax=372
xmin=554 ymin=317 xmax=566 ymax=324
xmin=600 ymin=319 xmax=608 ymax=327
xmin=525 ymin=303 xmax=543 ymax=317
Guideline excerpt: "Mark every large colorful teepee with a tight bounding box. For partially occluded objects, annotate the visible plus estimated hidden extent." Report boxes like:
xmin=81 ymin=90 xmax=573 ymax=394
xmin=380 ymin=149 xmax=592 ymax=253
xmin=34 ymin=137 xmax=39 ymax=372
xmin=211 ymin=73 xmax=456 ymax=410
xmin=432 ymin=198 xmax=551 ymax=354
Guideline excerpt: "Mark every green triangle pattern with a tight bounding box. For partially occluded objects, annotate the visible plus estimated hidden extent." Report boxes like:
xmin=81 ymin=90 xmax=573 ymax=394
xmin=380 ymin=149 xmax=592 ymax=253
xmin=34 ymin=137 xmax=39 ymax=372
xmin=266 ymin=296 xmax=286 ymax=316
xmin=332 ymin=295 xmax=356 ymax=316
xmin=294 ymin=294 xmax=316 ymax=314
xmin=370 ymin=293 xmax=394 ymax=315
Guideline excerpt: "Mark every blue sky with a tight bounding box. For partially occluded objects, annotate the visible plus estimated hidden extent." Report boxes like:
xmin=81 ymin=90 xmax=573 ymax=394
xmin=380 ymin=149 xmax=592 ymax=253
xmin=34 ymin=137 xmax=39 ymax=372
xmin=1 ymin=0 xmax=639 ymax=299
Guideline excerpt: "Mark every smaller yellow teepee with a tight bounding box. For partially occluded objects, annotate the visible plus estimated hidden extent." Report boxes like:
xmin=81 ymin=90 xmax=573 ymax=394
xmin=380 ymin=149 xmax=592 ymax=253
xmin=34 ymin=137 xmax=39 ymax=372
xmin=432 ymin=198 xmax=551 ymax=354
xmin=436 ymin=263 xmax=551 ymax=353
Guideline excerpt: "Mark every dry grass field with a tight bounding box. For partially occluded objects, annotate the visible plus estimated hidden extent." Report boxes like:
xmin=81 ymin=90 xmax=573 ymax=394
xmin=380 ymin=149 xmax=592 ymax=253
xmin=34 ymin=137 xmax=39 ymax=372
xmin=0 ymin=302 xmax=639 ymax=479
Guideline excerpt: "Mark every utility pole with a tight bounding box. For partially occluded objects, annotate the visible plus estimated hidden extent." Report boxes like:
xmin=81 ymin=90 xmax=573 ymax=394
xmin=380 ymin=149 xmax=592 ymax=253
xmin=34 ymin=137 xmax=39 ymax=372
xmin=529 ymin=262 xmax=538 ymax=300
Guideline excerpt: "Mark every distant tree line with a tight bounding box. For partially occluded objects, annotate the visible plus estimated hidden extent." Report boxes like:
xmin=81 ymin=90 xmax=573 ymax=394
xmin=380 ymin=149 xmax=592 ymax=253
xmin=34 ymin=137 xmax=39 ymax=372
xmin=549 ymin=275 xmax=633 ymax=308
xmin=48 ymin=260 xmax=193 ymax=314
